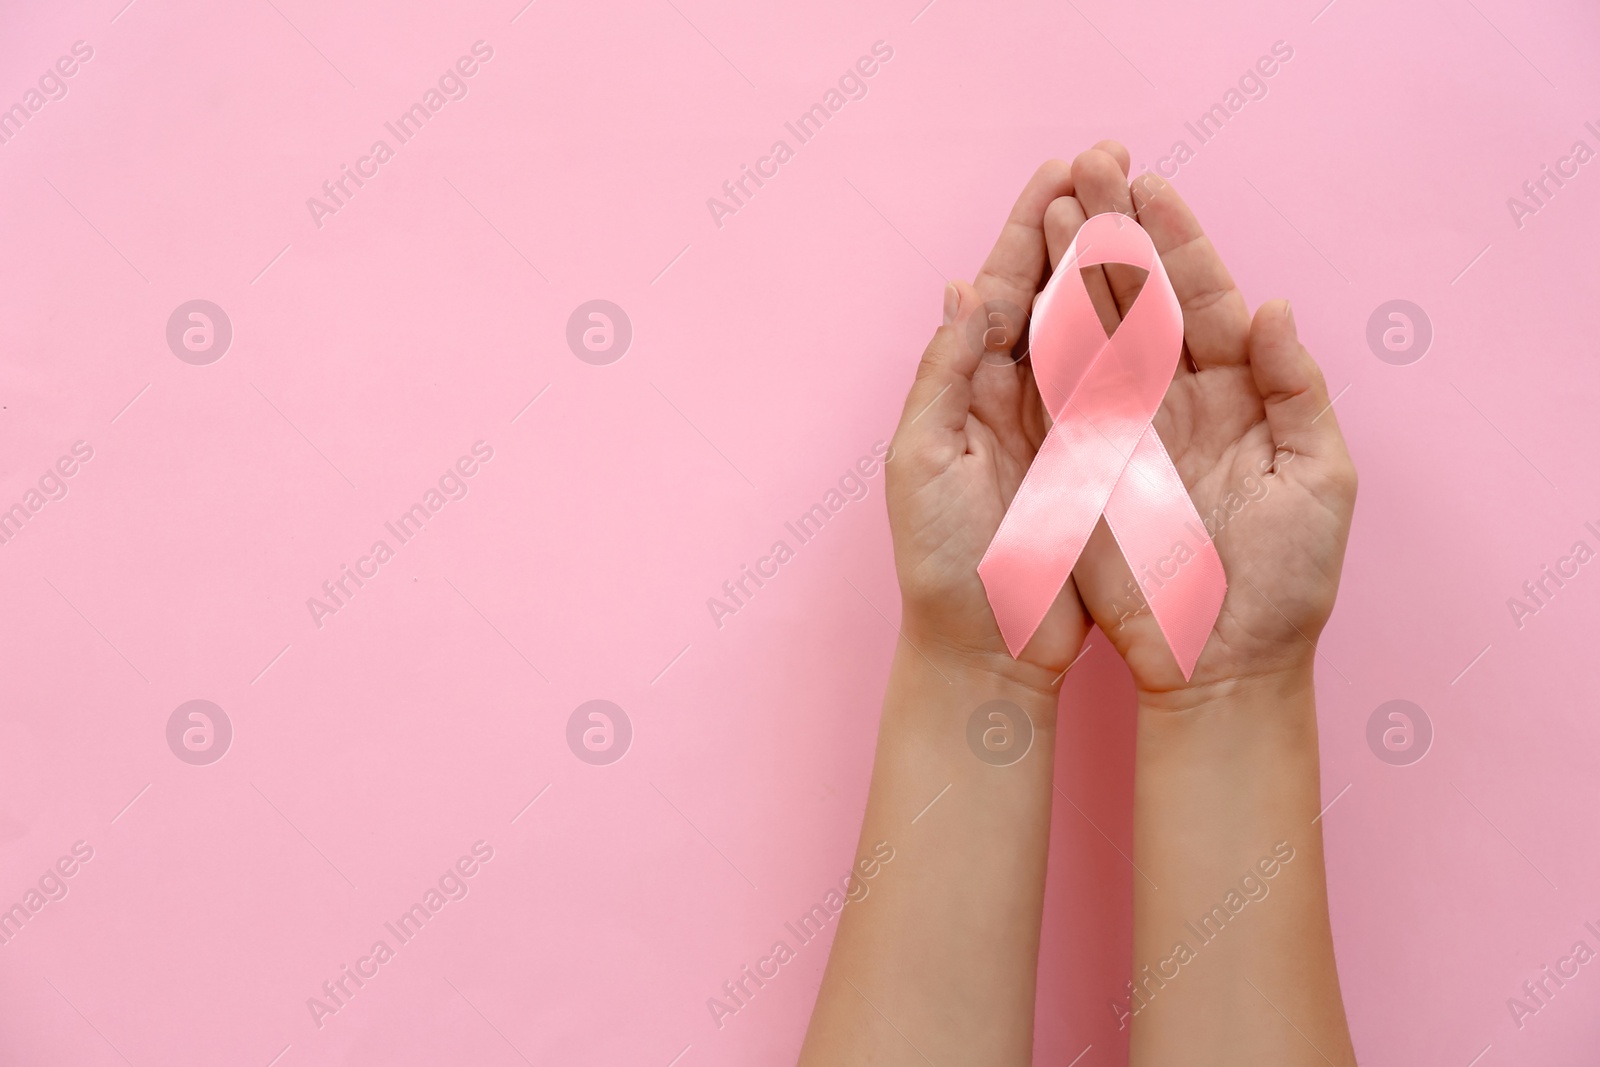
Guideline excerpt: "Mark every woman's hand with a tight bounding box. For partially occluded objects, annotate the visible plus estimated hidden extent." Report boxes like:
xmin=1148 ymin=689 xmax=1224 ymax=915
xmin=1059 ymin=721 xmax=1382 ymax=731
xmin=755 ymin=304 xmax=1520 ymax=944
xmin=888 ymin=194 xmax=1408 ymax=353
xmin=1051 ymin=147 xmax=1358 ymax=707
xmin=886 ymin=158 xmax=1105 ymax=686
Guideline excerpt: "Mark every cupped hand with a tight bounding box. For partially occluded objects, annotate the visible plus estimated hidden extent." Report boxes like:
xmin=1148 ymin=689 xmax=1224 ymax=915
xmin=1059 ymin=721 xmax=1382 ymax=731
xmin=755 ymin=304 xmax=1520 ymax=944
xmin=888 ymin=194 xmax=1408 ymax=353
xmin=1050 ymin=147 xmax=1358 ymax=705
xmin=885 ymin=159 xmax=1107 ymax=683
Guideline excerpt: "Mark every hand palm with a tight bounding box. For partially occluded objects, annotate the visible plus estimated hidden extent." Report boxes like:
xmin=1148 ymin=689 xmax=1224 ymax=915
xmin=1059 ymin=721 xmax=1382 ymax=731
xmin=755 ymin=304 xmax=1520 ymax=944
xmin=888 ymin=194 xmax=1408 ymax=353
xmin=886 ymin=151 xmax=1355 ymax=699
xmin=1094 ymin=356 xmax=1352 ymax=694
xmin=1054 ymin=153 xmax=1357 ymax=698
xmin=889 ymin=345 xmax=1090 ymax=678
xmin=886 ymin=161 xmax=1096 ymax=680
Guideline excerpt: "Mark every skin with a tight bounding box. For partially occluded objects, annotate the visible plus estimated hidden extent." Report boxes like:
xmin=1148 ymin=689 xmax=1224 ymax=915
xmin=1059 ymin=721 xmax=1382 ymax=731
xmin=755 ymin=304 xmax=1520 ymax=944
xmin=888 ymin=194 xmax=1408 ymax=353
xmin=1064 ymin=148 xmax=1359 ymax=1066
xmin=798 ymin=145 xmax=1358 ymax=1066
xmin=796 ymin=158 xmax=1086 ymax=1067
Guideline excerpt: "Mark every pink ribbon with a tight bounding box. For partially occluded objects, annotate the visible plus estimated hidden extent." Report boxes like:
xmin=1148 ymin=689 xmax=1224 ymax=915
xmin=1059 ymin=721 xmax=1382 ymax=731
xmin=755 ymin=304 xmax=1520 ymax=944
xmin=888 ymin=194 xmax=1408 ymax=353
xmin=977 ymin=212 xmax=1225 ymax=679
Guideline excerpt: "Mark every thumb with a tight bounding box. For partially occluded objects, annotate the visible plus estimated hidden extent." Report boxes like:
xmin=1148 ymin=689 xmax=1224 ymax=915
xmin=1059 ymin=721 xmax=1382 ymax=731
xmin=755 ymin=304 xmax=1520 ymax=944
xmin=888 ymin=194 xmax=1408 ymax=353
xmin=1248 ymin=300 xmax=1349 ymax=465
xmin=894 ymin=278 xmax=985 ymax=444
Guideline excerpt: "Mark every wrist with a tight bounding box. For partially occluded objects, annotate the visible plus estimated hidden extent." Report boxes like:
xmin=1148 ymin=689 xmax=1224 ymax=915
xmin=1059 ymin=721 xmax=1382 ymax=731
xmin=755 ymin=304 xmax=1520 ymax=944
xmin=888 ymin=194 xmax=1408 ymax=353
xmin=897 ymin=611 xmax=1068 ymax=702
xmin=1132 ymin=664 xmax=1328 ymax=887
xmin=1136 ymin=658 xmax=1316 ymax=716
xmin=883 ymin=635 xmax=1064 ymax=739
xmin=1135 ymin=662 xmax=1321 ymax=772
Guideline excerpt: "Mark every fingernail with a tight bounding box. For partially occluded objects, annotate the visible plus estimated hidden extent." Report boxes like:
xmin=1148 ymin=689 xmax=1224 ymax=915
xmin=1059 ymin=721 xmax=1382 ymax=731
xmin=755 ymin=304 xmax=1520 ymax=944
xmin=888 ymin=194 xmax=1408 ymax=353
xmin=942 ymin=282 xmax=959 ymax=327
xmin=1284 ymin=300 xmax=1296 ymax=332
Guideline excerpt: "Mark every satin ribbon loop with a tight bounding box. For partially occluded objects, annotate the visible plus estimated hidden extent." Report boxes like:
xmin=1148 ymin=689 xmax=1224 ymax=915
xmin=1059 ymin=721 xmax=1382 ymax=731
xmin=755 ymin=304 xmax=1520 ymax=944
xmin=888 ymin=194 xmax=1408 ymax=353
xmin=976 ymin=213 xmax=1225 ymax=679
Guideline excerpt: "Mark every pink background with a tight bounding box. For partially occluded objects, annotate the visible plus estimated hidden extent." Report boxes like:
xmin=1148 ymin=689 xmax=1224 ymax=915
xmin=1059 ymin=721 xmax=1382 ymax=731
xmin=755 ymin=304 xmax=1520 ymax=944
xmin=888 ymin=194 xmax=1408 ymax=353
xmin=1 ymin=0 xmax=1597 ymax=1063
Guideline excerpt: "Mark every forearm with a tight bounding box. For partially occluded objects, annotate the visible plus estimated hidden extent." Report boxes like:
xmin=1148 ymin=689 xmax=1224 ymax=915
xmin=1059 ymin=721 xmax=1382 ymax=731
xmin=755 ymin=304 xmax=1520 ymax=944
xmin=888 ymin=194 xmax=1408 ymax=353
xmin=798 ymin=638 xmax=1062 ymax=1066
xmin=1127 ymin=668 xmax=1356 ymax=1066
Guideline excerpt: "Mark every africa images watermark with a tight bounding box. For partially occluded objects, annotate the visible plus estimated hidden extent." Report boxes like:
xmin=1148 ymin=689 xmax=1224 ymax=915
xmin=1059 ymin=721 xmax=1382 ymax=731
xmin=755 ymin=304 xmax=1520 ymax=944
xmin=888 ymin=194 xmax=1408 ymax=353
xmin=1505 ymin=519 xmax=1600 ymax=631
xmin=1135 ymin=40 xmax=1294 ymax=185
xmin=305 ymin=441 xmax=495 ymax=629
xmin=0 ymin=40 xmax=95 ymax=148
xmin=705 ymin=440 xmax=890 ymax=630
xmin=1106 ymin=445 xmax=1295 ymax=628
xmin=1506 ymin=120 xmax=1600 ymax=231
xmin=1110 ymin=840 xmax=1297 ymax=1029
xmin=705 ymin=840 xmax=896 ymax=1031
xmin=1505 ymin=918 xmax=1600 ymax=1031
xmin=305 ymin=840 xmax=496 ymax=1030
xmin=967 ymin=699 xmax=1034 ymax=767
xmin=0 ymin=841 xmax=96 ymax=949
xmin=0 ymin=440 xmax=95 ymax=549
xmin=705 ymin=40 xmax=895 ymax=230
xmin=305 ymin=41 xmax=496 ymax=230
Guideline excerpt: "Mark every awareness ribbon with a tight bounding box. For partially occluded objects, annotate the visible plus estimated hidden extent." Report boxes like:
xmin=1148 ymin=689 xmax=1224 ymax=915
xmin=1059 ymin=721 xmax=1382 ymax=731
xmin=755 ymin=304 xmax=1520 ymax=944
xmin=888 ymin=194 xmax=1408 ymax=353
xmin=976 ymin=212 xmax=1225 ymax=680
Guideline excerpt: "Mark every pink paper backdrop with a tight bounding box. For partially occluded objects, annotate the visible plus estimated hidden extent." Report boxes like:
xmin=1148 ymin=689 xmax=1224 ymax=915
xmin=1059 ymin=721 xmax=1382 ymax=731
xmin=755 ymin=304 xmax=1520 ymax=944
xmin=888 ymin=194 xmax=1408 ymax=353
xmin=1 ymin=0 xmax=1597 ymax=1063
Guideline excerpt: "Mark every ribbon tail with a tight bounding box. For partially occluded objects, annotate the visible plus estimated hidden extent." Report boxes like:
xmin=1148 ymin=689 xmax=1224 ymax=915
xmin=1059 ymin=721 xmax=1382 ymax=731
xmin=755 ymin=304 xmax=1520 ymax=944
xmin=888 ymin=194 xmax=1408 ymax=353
xmin=1100 ymin=426 xmax=1226 ymax=679
xmin=977 ymin=419 xmax=1120 ymax=657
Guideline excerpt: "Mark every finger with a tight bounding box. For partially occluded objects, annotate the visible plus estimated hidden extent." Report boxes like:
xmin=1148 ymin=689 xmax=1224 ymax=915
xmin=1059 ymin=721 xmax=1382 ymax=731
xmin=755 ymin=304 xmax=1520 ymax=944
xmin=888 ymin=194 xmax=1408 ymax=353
xmin=1070 ymin=148 xmax=1146 ymax=316
xmin=1129 ymin=172 xmax=1253 ymax=370
xmin=895 ymin=278 xmax=986 ymax=446
xmin=1043 ymin=195 xmax=1121 ymax=338
xmin=1092 ymin=139 xmax=1131 ymax=175
xmin=1248 ymin=300 xmax=1352 ymax=467
xmin=964 ymin=162 xmax=1077 ymax=456
xmin=970 ymin=158 xmax=1075 ymax=361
